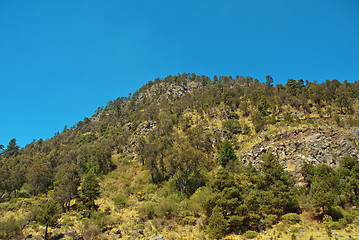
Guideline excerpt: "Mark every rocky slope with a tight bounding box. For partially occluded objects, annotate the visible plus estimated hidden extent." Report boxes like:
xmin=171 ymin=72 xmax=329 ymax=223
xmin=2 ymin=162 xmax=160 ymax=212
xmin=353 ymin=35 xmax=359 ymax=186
xmin=241 ymin=126 xmax=359 ymax=182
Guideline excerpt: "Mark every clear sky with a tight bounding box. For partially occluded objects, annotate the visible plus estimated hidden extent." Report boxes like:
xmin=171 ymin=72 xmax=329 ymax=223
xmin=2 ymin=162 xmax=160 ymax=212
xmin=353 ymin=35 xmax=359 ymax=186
xmin=0 ymin=0 xmax=358 ymax=147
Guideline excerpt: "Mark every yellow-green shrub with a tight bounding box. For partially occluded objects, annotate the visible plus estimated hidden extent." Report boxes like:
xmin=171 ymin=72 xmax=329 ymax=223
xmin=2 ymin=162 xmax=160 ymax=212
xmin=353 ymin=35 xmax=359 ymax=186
xmin=243 ymin=230 xmax=258 ymax=239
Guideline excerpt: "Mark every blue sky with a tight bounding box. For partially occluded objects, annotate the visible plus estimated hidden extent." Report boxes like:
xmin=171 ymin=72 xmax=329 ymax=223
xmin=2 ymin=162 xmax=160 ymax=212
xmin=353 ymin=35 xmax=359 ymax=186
xmin=0 ymin=0 xmax=358 ymax=147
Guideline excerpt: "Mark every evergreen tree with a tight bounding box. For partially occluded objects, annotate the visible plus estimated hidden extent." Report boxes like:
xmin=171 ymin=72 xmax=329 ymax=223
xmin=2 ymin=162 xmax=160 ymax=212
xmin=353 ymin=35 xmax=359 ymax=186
xmin=338 ymin=156 xmax=359 ymax=205
xmin=78 ymin=171 xmax=100 ymax=216
xmin=54 ymin=163 xmax=80 ymax=211
xmin=309 ymin=164 xmax=340 ymax=218
xmin=3 ymin=138 xmax=19 ymax=158
xmin=207 ymin=206 xmax=229 ymax=239
xmin=36 ymin=198 xmax=61 ymax=240
xmin=218 ymin=140 xmax=237 ymax=167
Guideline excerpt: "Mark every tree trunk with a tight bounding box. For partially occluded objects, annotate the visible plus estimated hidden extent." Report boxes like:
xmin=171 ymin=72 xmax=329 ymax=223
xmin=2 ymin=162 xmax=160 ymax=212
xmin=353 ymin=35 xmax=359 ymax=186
xmin=44 ymin=224 xmax=48 ymax=240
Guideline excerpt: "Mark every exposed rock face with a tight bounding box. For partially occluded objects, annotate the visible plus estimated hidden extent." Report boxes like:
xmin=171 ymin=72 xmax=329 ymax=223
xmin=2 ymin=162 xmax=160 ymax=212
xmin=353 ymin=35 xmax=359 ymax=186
xmin=137 ymin=81 xmax=202 ymax=103
xmin=133 ymin=121 xmax=158 ymax=136
xmin=241 ymin=127 xmax=359 ymax=181
xmin=123 ymin=121 xmax=158 ymax=159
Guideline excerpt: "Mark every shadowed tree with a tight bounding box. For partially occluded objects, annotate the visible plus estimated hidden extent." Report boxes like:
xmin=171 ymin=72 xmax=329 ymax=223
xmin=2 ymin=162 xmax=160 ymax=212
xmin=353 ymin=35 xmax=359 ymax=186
xmin=26 ymin=159 xmax=51 ymax=195
xmin=218 ymin=140 xmax=237 ymax=167
xmin=78 ymin=171 xmax=100 ymax=217
xmin=54 ymin=163 xmax=80 ymax=211
xmin=3 ymin=138 xmax=19 ymax=158
xmin=338 ymin=156 xmax=359 ymax=205
xmin=309 ymin=164 xmax=340 ymax=218
xmin=36 ymin=198 xmax=61 ymax=240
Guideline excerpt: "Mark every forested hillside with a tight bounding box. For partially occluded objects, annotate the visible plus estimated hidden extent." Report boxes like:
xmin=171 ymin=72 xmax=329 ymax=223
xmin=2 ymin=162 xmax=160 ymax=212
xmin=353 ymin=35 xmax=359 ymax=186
xmin=1 ymin=73 xmax=359 ymax=239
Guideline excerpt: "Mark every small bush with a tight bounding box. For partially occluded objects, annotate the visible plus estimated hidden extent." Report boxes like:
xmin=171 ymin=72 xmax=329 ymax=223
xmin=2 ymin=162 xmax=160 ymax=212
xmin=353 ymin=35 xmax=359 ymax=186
xmin=223 ymin=119 xmax=242 ymax=134
xmin=268 ymin=114 xmax=277 ymax=125
xmin=289 ymin=225 xmax=299 ymax=233
xmin=82 ymin=223 xmax=100 ymax=239
xmin=90 ymin=211 xmax=113 ymax=232
xmin=178 ymin=199 xmax=200 ymax=216
xmin=207 ymin=207 xmax=228 ymax=240
xmin=155 ymin=196 xmax=178 ymax=219
xmin=353 ymin=215 xmax=359 ymax=227
xmin=305 ymin=116 xmax=314 ymax=124
xmin=113 ymin=193 xmax=126 ymax=207
xmin=264 ymin=214 xmax=277 ymax=228
xmin=334 ymin=114 xmax=344 ymax=127
xmin=190 ymin=186 xmax=212 ymax=215
xmin=140 ymin=201 xmax=157 ymax=220
xmin=328 ymin=206 xmax=344 ymax=221
xmin=284 ymin=112 xmax=293 ymax=123
xmin=338 ymin=218 xmax=348 ymax=227
xmin=329 ymin=221 xmax=342 ymax=230
xmin=276 ymin=222 xmax=287 ymax=232
xmin=181 ymin=216 xmax=197 ymax=225
xmin=282 ymin=213 xmax=301 ymax=225
xmin=343 ymin=210 xmax=358 ymax=224
xmin=61 ymin=214 xmax=75 ymax=227
xmin=242 ymin=124 xmax=251 ymax=135
xmin=243 ymin=230 xmax=258 ymax=239
xmin=0 ymin=216 xmax=22 ymax=239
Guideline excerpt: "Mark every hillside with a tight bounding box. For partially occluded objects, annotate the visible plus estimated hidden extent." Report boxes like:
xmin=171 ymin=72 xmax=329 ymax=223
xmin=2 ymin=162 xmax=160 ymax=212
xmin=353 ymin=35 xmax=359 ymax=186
xmin=1 ymin=73 xmax=359 ymax=239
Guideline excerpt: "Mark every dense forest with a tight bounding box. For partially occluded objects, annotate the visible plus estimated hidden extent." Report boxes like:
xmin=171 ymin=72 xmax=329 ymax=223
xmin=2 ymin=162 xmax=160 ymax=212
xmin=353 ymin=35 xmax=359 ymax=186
xmin=1 ymin=73 xmax=359 ymax=239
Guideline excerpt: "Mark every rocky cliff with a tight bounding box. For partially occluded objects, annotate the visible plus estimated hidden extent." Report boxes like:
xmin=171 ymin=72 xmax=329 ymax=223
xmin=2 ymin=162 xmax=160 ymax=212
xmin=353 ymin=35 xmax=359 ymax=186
xmin=241 ymin=126 xmax=359 ymax=182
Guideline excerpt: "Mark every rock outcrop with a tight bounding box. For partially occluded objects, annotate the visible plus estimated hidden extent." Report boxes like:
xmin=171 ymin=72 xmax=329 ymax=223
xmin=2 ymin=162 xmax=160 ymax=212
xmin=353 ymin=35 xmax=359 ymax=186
xmin=137 ymin=81 xmax=202 ymax=103
xmin=241 ymin=127 xmax=359 ymax=181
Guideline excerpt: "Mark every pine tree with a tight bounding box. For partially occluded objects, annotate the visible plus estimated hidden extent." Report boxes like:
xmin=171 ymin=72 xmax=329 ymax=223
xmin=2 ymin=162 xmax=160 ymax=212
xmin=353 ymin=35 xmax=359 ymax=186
xmin=218 ymin=140 xmax=237 ymax=167
xmin=207 ymin=206 xmax=229 ymax=239
xmin=36 ymin=198 xmax=60 ymax=240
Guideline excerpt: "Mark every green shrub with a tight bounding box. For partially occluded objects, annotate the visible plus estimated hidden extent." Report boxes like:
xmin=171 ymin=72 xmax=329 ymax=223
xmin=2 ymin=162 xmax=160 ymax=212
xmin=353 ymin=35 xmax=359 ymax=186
xmin=82 ymin=223 xmax=100 ymax=239
xmin=252 ymin=112 xmax=266 ymax=132
xmin=329 ymin=221 xmax=342 ymax=230
xmin=223 ymin=119 xmax=242 ymax=134
xmin=178 ymin=199 xmax=200 ymax=216
xmin=353 ymin=215 xmax=359 ymax=227
xmin=190 ymin=186 xmax=212 ymax=215
xmin=181 ymin=216 xmax=197 ymax=225
xmin=334 ymin=114 xmax=344 ymax=127
xmin=264 ymin=214 xmax=277 ymax=228
xmin=140 ymin=201 xmax=156 ymax=220
xmin=242 ymin=124 xmax=251 ymax=135
xmin=243 ymin=230 xmax=258 ymax=239
xmin=289 ymin=225 xmax=299 ymax=233
xmin=113 ymin=193 xmax=126 ymax=207
xmin=276 ymin=222 xmax=287 ymax=232
xmin=155 ymin=196 xmax=178 ymax=219
xmin=90 ymin=211 xmax=112 ymax=232
xmin=207 ymin=207 xmax=228 ymax=239
xmin=328 ymin=206 xmax=344 ymax=221
xmin=338 ymin=218 xmax=348 ymax=227
xmin=61 ymin=214 xmax=74 ymax=227
xmin=305 ymin=116 xmax=314 ymax=124
xmin=268 ymin=114 xmax=277 ymax=125
xmin=284 ymin=112 xmax=293 ymax=123
xmin=0 ymin=216 xmax=22 ymax=239
xmin=343 ymin=210 xmax=358 ymax=224
xmin=282 ymin=213 xmax=301 ymax=225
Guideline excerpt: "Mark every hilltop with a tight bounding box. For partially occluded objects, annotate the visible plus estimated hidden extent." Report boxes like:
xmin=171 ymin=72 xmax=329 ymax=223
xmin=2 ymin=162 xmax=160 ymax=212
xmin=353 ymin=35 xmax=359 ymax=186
xmin=1 ymin=73 xmax=359 ymax=239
